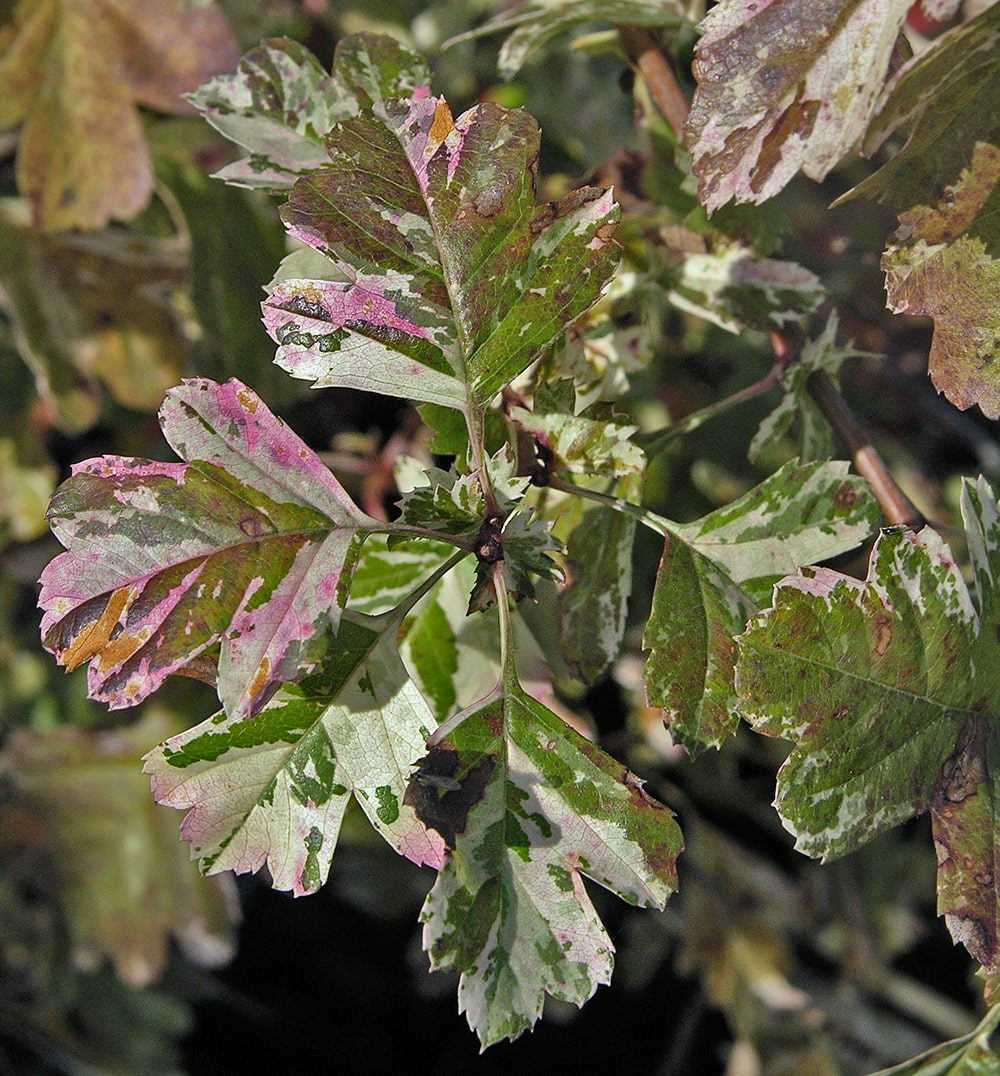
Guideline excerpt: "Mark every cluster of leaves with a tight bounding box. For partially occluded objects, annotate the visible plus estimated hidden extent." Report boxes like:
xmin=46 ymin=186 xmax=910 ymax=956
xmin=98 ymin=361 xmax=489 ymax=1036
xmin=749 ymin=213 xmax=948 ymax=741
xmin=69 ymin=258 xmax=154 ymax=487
xmin=9 ymin=0 xmax=1000 ymax=1069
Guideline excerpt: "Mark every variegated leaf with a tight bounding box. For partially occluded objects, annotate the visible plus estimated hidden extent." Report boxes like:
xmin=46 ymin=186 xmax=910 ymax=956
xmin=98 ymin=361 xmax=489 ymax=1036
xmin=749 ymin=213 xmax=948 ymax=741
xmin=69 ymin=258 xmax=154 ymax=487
xmin=189 ymin=34 xmax=429 ymax=191
xmin=263 ymin=95 xmax=619 ymax=408
xmin=409 ymin=684 xmax=681 ymax=1048
xmin=39 ymin=378 xmax=377 ymax=719
xmin=144 ymin=609 xmax=446 ymax=896
xmin=736 ymin=525 xmax=982 ymax=860
xmin=685 ymin=0 xmax=912 ymax=213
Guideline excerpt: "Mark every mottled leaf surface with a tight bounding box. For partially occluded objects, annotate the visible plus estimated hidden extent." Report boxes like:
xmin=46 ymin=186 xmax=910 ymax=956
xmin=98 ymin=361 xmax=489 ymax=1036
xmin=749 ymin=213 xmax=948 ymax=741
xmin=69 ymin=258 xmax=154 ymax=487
xmin=411 ymin=684 xmax=681 ymax=1048
xmin=144 ymin=609 xmax=446 ymax=896
xmin=672 ymin=458 xmax=880 ymax=600
xmin=872 ymin=1003 xmax=1000 ymax=1075
xmin=0 ymin=0 xmax=239 ymax=230
xmin=263 ymin=95 xmax=619 ymax=408
xmin=645 ymin=538 xmax=756 ymax=754
xmin=1 ymin=711 xmax=238 ymax=986
xmin=39 ymin=378 xmax=376 ymax=719
xmin=736 ymin=522 xmax=989 ymax=860
xmin=559 ymin=500 xmax=637 ymax=683
xmin=844 ymin=5 xmax=1000 ymax=417
xmin=667 ymin=245 xmax=824 ymax=333
xmin=643 ymin=459 xmax=877 ymax=752
xmin=444 ymin=0 xmax=689 ymax=79
xmin=685 ymin=0 xmax=911 ymax=213
xmin=190 ymin=34 xmax=429 ymax=192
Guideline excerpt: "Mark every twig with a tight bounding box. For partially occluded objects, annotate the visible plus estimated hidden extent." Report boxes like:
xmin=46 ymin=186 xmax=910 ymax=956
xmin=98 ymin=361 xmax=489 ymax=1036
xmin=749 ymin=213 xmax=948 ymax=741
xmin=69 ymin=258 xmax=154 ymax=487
xmin=615 ymin=25 xmax=690 ymax=139
xmin=775 ymin=325 xmax=926 ymax=528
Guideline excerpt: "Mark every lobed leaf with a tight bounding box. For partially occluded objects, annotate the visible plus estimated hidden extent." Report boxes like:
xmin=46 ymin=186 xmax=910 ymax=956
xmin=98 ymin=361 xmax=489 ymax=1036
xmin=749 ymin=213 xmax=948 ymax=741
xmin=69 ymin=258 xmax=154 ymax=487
xmin=144 ymin=609 xmax=446 ymax=897
xmin=409 ymin=684 xmax=681 ymax=1048
xmin=263 ymin=94 xmax=619 ymax=408
xmin=685 ymin=0 xmax=911 ymax=213
xmin=736 ymin=526 xmax=980 ymax=860
xmin=843 ymin=4 xmax=1000 ymax=417
xmin=190 ymin=34 xmax=429 ymax=192
xmin=644 ymin=538 xmax=756 ymax=754
xmin=39 ymin=378 xmax=377 ymax=719
xmin=672 ymin=458 xmax=881 ymax=596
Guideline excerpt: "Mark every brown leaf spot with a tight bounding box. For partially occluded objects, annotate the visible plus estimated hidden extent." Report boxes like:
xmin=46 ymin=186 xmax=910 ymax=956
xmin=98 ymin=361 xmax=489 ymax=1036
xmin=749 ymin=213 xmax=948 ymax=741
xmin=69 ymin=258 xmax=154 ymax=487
xmin=62 ymin=586 xmax=135 ymax=671
xmin=872 ymin=612 xmax=892 ymax=656
xmin=937 ymin=716 xmax=988 ymax=803
xmin=471 ymin=185 xmax=504 ymax=218
xmin=429 ymin=98 xmax=454 ymax=143
xmin=832 ymin=484 xmax=857 ymax=509
xmin=946 ymin=914 xmax=995 ymax=969
xmin=246 ymin=656 xmax=271 ymax=708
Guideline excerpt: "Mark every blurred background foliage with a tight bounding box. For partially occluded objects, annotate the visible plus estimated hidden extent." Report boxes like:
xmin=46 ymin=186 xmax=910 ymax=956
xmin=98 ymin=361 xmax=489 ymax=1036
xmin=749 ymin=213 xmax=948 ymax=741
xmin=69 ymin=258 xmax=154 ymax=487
xmin=0 ymin=1 xmax=996 ymax=1073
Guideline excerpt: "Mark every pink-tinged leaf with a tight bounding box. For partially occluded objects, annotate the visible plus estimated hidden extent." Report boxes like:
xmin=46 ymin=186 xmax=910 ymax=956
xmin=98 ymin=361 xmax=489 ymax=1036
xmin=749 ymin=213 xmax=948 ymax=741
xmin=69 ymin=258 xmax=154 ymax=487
xmin=39 ymin=378 xmax=377 ymax=719
xmin=685 ymin=0 xmax=911 ymax=213
xmin=410 ymin=685 xmax=681 ymax=1048
xmin=263 ymin=94 xmax=620 ymax=408
xmin=144 ymin=610 xmax=446 ymax=897
xmin=842 ymin=5 xmax=1000 ymax=417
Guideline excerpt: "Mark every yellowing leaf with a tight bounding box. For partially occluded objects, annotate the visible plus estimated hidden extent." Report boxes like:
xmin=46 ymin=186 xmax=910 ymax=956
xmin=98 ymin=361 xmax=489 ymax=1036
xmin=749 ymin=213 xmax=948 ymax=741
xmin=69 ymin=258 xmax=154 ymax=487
xmin=0 ymin=0 xmax=239 ymax=231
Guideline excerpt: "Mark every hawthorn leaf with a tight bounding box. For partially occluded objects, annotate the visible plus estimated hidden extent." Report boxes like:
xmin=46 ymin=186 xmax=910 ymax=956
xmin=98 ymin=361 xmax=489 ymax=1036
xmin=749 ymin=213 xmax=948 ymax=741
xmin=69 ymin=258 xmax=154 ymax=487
xmin=643 ymin=459 xmax=877 ymax=752
xmin=444 ymin=0 xmax=689 ymax=80
xmin=559 ymin=500 xmax=637 ymax=683
xmin=749 ymin=314 xmax=880 ymax=463
xmin=0 ymin=0 xmax=239 ymax=231
xmin=871 ymin=1003 xmax=1000 ymax=1075
xmin=409 ymin=683 xmax=681 ymax=1048
xmin=508 ymin=405 xmax=644 ymax=478
xmin=685 ymin=0 xmax=912 ymax=213
xmin=736 ymin=525 xmax=982 ymax=860
xmin=263 ymin=95 xmax=619 ymax=408
xmin=348 ymin=534 xmax=458 ymax=615
xmin=190 ymin=34 xmax=429 ymax=192
xmin=667 ymin=245 xmax=824 ymax=333
xmin=145 ymin=609 xmax=446 ymax=897
xmin=39 ymin=378 xmax=378 ymax=720
xmin=672 ymin=458 xmax=881 ymax=601
xmin=1 ymin=710 xmax=238 ymax=987
xmin=644 ymin=537 xmax=756 ymax=754
xmin=841 ymin=5 xmax=1000 ymax=417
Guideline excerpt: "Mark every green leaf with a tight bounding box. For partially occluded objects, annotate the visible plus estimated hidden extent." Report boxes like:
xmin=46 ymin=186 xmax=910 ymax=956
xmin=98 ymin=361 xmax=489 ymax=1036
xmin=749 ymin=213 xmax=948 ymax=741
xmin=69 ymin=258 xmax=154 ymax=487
xmin=189 ymin=34 xmax=430 ymax=191
xmin=644 ymin=537 xmax=756 ymax=754
xmin=508 ymin=405 xmax=645 ymax=478
xmin=749 ymin=314 xmax=880 ymax=463
xmin=559 ymin=500 xmax=637 ymax=683
xmin=842 ymin=4 xmax=1000 ymax=418
xmin=667 ymin=244 xmax=824 ymax=333
xmin=144 ymin=608 xmax=446 ymax=896
xmin=262 ymin=94 xmax=620 ymax=408
xmin=871 ymin=1003 xmax=1000 ymax=1075
xmin=2 ymin=710 xmax=237 ymax=985
xmin=736 ymin=525 xmax=981 ymax=860
xmin=39 ymin=378 xmax=377 ymax=719
xmin=685 ymin=0 xmax=912 ymax=213
xmin=408 ymin=683 xmax=681 ymax=1048
xmin=444 ymin=0 xmax=689 ymax=80
xmin=672 ymin=457 xmax=881 ymax=599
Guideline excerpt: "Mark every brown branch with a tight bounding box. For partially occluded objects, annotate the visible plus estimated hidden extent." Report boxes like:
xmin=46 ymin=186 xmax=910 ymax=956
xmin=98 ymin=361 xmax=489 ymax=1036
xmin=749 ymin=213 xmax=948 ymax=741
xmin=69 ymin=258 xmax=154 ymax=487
xmin=615 ymin=25 xmax=690 ymax=139
xmin=777 ymin=327 xmax=926 ymax=530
